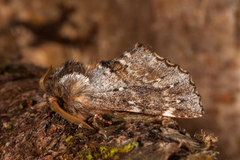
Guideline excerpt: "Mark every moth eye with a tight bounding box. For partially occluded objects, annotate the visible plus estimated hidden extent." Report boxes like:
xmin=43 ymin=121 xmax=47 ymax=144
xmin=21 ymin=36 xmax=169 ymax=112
xmin=57 ymin=98 xmax=64 ymax=108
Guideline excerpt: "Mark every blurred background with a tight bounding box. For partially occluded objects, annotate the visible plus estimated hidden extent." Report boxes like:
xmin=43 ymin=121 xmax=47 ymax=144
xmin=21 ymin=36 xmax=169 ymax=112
xmin=0 ymin=0 xmax=239 ymax=159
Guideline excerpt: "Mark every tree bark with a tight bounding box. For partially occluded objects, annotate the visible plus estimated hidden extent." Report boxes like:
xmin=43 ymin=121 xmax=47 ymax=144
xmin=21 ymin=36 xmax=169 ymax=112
xmin=0 ymin=63 xmax=218 ymax=160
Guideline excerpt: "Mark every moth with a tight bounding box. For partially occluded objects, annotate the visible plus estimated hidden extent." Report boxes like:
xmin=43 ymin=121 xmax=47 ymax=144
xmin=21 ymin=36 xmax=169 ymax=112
xmin=39 ymin=43 xmax=204 ymax=130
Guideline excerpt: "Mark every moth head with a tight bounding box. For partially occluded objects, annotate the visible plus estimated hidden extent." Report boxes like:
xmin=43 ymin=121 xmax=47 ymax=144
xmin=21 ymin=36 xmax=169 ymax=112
xmin=39 ymin=62 xmax=94 ymax=130
xmin=40 ymin=62 xmax=89 ymax=102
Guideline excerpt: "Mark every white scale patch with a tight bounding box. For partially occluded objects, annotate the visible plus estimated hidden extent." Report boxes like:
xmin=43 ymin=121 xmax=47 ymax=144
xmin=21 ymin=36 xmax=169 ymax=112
xmin=129 ymin=106 xmax=141 ymax=113
xmin=144 ymin=72 xmax=149 ymax=76
xmin=128 ymin=101 xmax=135 ymax=105
xmin=59 ymin=72 xmax=89 ymax=85
xmin=104 ymin=68 xmax=111 ymax=75
xmin=98 ymin=64 xmax=103 ymax=69
xmin=124 ymin=52 xmax=131 ymax=57
xmin=175 ymin=100 xmax=181 ymax=103
xmin=54 ymin=66 xmax=64 ymax=76
xmin=147 ymin=55 xmax=157 ymax=66
xmin=119 ymin=59 xmax=126 ymax=65
xmin=156 ymin=78 xmax=162 ymax=82
xmin=119 ymin=87 xmax=124 ymax=91
xmin=89 ymin=66 xmax=126 ymax=92
xmin=162 ymin=108 xmax=176 ymax=117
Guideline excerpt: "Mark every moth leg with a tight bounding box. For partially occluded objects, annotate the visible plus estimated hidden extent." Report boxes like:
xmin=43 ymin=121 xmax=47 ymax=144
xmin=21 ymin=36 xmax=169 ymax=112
xmin=51 ymin=100 xmax=94 ymax=130
xmin=93 ymin=114 xmax=113 ymax=125
xmin=92 ymin=114 xmax=125 ymax=138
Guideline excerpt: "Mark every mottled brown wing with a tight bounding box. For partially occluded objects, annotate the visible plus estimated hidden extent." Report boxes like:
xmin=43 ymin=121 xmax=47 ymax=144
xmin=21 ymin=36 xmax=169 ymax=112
xmin=78 ymin=43 xmax=203 ymax=118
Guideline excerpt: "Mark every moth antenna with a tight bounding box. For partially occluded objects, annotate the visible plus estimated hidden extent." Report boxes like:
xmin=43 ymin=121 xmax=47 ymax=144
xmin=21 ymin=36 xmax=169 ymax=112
xmin=39 ymin=65 xmax=52 ymax=92
xmin=51 ymin=100 xmax=94 ymax=130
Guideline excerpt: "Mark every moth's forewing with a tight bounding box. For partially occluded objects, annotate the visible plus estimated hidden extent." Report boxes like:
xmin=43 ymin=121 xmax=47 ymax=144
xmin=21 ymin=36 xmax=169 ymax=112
xmin=77 ymin=43 xmax=203 ymax=118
